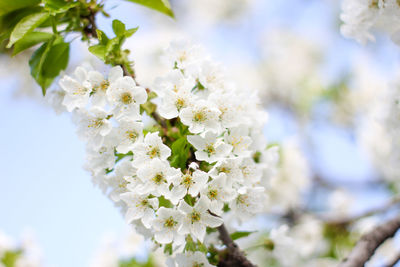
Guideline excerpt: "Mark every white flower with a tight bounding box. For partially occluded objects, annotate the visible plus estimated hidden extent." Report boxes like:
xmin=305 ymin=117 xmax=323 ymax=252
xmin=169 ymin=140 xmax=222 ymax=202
xmin=106 ymin=76 xmax=147 ymax=120
xmin=209 ymin=158 xmax=242 ymax=181
xmin=209 ymin=92 xmax=242 ymax=129
xmin=164 ymin=39 xmax=203 ymax=70
xmin=45 ymin=89 xmax=66 ymax=115
xmin=132 ymin=132 xmax=171 ymax=166
xmin=201 ymin=175 xmax=235 ymax=215
xmin=179 ymin=100 xmax=221 ymax=133
xmin=158 ymin=88 xmax=194 ymax=119
xmin=187 ymin=132 xmax=232 ymax=163
xmin=120 ymin=192 xmax=159 ymax=228
xmin=111 ymin=119 xmax=143 ymax=154
xmin=88 ymin=66 xmax=123 ymax=107
xmin=73 ymin=107 xmax=112 ymax=149
xmin=187 ymin=60 xmax=224 ymax=95
xmin=84 ymin=142 xmax=115 ymax=176
xmin=153 ymin=69 xmax=194 ymax=97
xmin=60 ymin=66 xmax=91 ymax=111
xmin=136 ymin=159 xmax=181 ymax=197
xmin=178 ymin=197 xmax=223 ymax=242
xmin=107 ymin=160 xmax=137 ymax=202
xmin=239 ymin=157 xmax=263 ymax=187
xmin=224 ymin=127 xmax=252 ymax=157
xmin=230 ymin=187 xmax=266 ymax=219
xmin=175 ymin=251 xmax=214 ymax=267
xmin=153 ymin=207 xmax=185 ymax=245
xmin=169 ymin=168 xmax=209 ymax=204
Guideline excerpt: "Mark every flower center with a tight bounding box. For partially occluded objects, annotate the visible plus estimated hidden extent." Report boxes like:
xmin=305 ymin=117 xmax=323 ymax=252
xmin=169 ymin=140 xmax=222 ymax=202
xmin=88 ymin=118 xmax=104 ymax=128
xmin=121 ymin=92 xmax=133 ymax=104
xmin=152 ymin=173 xmax=165 ymax=185
xmin=237 ymin=195 xmax=249 ymax=206
xmin=100 ymin=80 xmax=109 ymax=91
xmin=192 ymin=263 xmax=204 ymax=267
xmin=205 ymin=144 xmax=215 ymax=156
xmin=218 ymin=166 xmax=230 ymax=174
xmin=148 ymin=146 xmax=160 ymax=159
xmin=164 ymin=217 xmax=177 ymax=228
xmin=190 ymin=210 xmax=201 ymax=223
xmin=176 ymin=98 xmax=186 ymax=110
xmin=182 ymin=174 xmax=193 ymax=188
xmin=193 ymin=111 xmax=206 ymax=122
xmin=139 ymin=199 xmax=148 ymax=207
xmin=126 ymin=130 xmax=138 ymax=141
xmin=207 ymin=189 xmax=218 ymax=200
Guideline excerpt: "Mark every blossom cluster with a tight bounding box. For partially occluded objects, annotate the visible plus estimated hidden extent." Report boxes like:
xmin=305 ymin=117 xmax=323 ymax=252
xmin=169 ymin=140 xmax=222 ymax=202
xmin=340 ymin=0 xmax=400 ymax=45
xmin=51 ymin=40 xmax=277 ymax=266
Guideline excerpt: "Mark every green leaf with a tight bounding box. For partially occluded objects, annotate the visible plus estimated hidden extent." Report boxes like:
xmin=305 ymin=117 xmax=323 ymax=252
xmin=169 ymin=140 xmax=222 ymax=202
xmin=42 ymin=41 xmax=69 ymax=77
xmin=230 ymin=231 xmax=255 ymax=241
xmin=96 ymin=29 xmax=109 ymax=45
xmin=169 ymin=136 xmax=191 ymax=170
xmin=125 ymin=27 xmax=138 ymax=37
xmin=7 ymin=12 xmax=50 ymax=48
xmin=0 ymin=6 xmax=42 ymax=44
xmin=0 ymin=0 xmax=40 ymax=16
xmin=89 ymin=44 xmax=106 ymax=61
xmin=123 ymin=0 xmax=174 ymax=18
xmin=112 ymin=19 xmax=126 ymax=37
xmin=29 ymin=38 xmax=69 ymax=95
xmin=43 ymin=0 xmax=78 ymax=14
xmin=12 ymin=31 xmax=53 ymax=55
xmin=29 ymin=40 xmax=54 ymax=93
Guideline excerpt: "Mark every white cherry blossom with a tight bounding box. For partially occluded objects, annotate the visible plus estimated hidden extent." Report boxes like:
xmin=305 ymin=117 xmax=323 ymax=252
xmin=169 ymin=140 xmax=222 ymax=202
xmin=179 ymin=100 xmax=221 ymax=134
xmin=120 ymin=192 xmax=159 ymax=228
xmin=132 ymin=132 xmax=171 ymax=166
xmin=106 ymin=76 xmax=147 ymax=120
xmin=178 ymin=197 xmax=223 ymax=242
xmin=187 ymin=132 xmax=232 ymax=163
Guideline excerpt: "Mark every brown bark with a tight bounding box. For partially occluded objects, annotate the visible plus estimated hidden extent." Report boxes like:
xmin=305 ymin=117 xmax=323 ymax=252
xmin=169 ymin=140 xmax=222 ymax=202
xmin=217 ymin=224 xmax=256 ymax=267
xmin=340 ymin=216 xmax=400 ymax=267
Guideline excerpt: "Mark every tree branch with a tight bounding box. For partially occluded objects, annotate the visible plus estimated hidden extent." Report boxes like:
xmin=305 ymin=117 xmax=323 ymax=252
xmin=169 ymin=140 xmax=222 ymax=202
xmin=386 ymin=251 xmax=400 ymax=267
xmin=217 ymin=224 xmax=256 ymax=267
xmin=339 ymin=216 xmax=400 ymax=267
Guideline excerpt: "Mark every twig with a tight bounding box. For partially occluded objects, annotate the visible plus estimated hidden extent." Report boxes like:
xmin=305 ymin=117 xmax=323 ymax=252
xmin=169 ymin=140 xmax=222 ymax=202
xmin=217 ymin=224 xmax=256 ymax=267
xmin=339 ymin=216 xmax=400 ymax=267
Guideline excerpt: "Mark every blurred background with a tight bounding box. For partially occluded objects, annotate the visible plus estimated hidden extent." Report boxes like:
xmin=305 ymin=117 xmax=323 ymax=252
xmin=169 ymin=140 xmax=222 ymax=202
xmin=1 ymin=0 xmax=400 ymax=266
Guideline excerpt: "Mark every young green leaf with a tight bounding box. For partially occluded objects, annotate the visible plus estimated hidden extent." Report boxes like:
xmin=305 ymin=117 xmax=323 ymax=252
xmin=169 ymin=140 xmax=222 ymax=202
xmin=88 ymin=44 xmax=107 ymax=61
xmin=112 ymin=19 xmax=126 ymax=37
xmin=0 ymin=0 xmax=40 ymax=16
xmin=43 ymin=0 xmax=78 ymax=14
xmin=230 ymin=231 xmax=255 ymax=241
xmin=12 ymin=31 xmax=53 ymax=55
xmin=123 ymin=0 xmax=174 ymax=18
xmin=7 ymin=11 xmax=50 ymax=48
xmin=96 ymin=29 xmax=109 ymax=45
xmin=125 ymin=27 xmax=139 ymax=37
